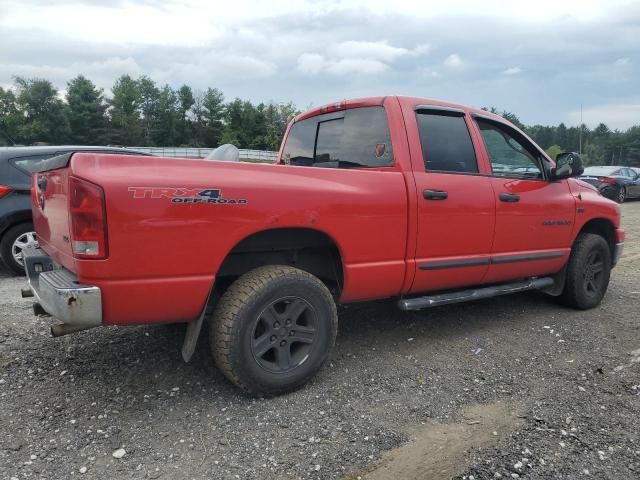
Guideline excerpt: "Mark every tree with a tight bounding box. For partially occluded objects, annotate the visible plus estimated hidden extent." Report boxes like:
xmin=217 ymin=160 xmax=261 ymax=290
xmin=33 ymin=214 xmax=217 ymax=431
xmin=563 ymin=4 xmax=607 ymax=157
xmin=500 ymin=110 xmax=525 ymax=130
xmin=177 ymin=85 xmax=194 ymax=145
xmin=545 ymin=144 xmax=563 ymax=160
xmin=13 ymin=76 xmax=70 ymax=144
xmin=66 ymin=75 xmax=108 ymax=145
xmin=191 ymin=90 xmax=206 ymax=147
xmin=202 ymin=87 xmax=225 ymax=147
xmin=220 ymin=98 xmax=243 ymax=146
xmin=264 ymin=102 xmax=298 ymax=151
xmin=0 ymin=87 xmax=22 ymax=144
xmin=137 ymin=76 xmax=160 ymax=146
xmin=109 ymin=75 xmax=142 ymax=145
xmin=153 ymin=85 xmax=179 ymax=146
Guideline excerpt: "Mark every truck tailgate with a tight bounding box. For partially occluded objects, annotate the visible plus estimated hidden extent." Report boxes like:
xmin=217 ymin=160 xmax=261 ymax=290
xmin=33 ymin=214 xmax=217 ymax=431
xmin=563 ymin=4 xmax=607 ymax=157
xmin=32 ymin=160 xmax=76 ymax=272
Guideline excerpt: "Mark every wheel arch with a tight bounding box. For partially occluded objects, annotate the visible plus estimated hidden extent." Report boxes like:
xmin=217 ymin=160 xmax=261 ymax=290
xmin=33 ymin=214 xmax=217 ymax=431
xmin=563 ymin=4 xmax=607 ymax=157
xmin=215 ymin=227 xmax=345 ymax=298
xmin=0 ymin=211 xmax=32 ymax=239
xmin=575 ymin=218 xmax=616 ymax=259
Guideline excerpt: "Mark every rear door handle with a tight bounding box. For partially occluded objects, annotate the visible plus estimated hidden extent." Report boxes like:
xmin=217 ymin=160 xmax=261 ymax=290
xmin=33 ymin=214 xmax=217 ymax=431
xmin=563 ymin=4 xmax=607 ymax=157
xmin=499 ymin=192 xmax=520 ymax=203
xmin=424 ymin=189 xmax=448 ymax=200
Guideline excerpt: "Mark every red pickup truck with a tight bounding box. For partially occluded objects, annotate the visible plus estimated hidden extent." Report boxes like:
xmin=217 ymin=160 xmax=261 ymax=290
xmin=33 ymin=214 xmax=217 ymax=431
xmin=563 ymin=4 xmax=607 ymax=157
xmin=22 ymin=96 xmax=624 ymax=395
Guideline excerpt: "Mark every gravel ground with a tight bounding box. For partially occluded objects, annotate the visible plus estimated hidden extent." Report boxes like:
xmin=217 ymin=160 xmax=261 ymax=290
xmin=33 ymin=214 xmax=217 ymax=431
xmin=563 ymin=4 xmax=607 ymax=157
xmin=1 ymin=203 xmax=639 ymax=480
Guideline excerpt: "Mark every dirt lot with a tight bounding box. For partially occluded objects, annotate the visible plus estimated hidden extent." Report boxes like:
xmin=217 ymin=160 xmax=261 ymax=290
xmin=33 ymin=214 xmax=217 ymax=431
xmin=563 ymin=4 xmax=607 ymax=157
xmin=1 ymin=204 xmax=639 ymax=480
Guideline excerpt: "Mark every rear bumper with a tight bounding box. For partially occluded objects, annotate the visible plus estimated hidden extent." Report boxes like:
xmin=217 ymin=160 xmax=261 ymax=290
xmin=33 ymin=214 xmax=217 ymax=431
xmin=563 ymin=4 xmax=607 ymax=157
xmin=23 ymin=246 xmax=102 ymax=327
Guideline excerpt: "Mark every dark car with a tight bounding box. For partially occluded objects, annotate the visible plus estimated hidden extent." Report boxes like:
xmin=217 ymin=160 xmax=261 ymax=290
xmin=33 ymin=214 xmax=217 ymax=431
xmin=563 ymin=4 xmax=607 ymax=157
xmin=580 ymin=165 xmax=640 ymax=203
xmin=0 ymin=146 xmax=149 ymax=274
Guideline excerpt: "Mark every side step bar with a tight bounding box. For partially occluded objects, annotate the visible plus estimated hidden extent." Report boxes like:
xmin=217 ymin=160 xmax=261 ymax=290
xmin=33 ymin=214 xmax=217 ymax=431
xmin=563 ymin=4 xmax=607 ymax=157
xmin=398 ymin=277 xmax=554 ymax=311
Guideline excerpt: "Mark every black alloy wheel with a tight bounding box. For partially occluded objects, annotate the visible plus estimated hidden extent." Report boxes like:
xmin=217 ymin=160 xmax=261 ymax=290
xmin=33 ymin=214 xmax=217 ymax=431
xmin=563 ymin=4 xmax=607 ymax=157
xmin=250 ymin=296 xmax=318 ymax=373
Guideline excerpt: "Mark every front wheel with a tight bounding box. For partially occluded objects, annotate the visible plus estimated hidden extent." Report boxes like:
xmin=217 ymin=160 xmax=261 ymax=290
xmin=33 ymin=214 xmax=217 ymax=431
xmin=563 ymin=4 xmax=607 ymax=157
xmin=617 ymin=187 xmax=626 ymax=204
xmin=210 ymin=266 xmax=337 ymax=396
xmin=560 ymin=233 xmax=612 ymax=309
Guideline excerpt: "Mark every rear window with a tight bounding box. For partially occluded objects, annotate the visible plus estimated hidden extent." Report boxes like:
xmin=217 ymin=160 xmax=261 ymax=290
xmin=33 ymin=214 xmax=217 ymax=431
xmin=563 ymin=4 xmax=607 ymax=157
xmin=282 ymin=106 xmax=393 ymax=168
xmin=416 ymin=112 xmax=478 ymax=173
xmin=582 ymin=167 xmax=619 ymax=177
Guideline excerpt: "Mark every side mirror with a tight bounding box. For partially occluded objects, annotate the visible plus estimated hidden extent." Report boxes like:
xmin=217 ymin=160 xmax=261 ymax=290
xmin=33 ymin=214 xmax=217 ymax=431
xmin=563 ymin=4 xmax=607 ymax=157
xmin=552 ymin=152 xmax=584 ymax=180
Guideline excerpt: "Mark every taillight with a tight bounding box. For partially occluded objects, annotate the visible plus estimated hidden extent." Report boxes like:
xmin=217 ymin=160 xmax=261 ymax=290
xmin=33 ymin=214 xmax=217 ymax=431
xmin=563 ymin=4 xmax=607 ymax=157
xmin=0 ymin=185 xmax=13 ymax=199
xmin=69 ymin=176 xmax=108 ymax=259
xmin=598 ymin=176 xmax=616 ymax=184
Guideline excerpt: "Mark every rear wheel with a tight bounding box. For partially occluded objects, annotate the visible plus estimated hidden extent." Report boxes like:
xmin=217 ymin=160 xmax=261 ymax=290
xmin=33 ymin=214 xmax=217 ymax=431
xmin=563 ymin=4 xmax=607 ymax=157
xmin=0 ymin=223 xmax=37 ymax=275
xmin=560 ymin=233 xmax=612 ymax=309
xmin=617 ymin=186 xmax=626 ymax=204
xmin=210 ymin=266 xmax=337 ymax=396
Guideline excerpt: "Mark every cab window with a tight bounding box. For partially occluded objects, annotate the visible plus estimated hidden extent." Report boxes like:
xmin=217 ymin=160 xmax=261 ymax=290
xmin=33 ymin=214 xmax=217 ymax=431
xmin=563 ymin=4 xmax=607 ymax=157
xmin=416 ymin=112 xmax=478 ymax=173
xmin=476 ymin=119 xmax=544 ymax=180
xmin=282 ymin=106 xmax=393 ymax=168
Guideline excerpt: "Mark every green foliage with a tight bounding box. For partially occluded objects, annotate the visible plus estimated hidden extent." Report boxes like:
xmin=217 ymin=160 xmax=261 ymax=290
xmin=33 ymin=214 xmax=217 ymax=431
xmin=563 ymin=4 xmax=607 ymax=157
xmin=153 ymin=85 xmax=179 ymax=146
xmin=138 ymin=76 xmax=160 ymax=146
xmin=13 ymin=77 xmax=70 ymax=144
xmin=109 ymin=75 xmax=141 ymax=145
xmin=66 ymin=75 xmax=108 ymax=145
xmin=545 ymin=144 xmax=563 ymax=160
xmin=0 ymin=74 xmax=637 ymax=166
xmin=0 ymin=87 xmax=21 ymax=144
xmin=177 ymin=85 xmax=194 ymax=145
xmin=201 ymin=87 xmax=226 ymax=147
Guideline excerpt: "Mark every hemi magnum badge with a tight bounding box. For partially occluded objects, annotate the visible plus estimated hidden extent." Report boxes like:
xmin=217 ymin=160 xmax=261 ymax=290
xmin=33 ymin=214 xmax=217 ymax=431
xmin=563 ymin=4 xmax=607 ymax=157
xmin=542 ymin=220 xmax=571 ymax=226
xmin=128 ymin=187 xmax=247 ymax=205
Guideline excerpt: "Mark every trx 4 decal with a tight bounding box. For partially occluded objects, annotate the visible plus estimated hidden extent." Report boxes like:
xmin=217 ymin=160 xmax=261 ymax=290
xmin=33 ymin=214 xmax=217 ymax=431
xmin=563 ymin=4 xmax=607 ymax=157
xmin=128 ymin=187 xmax=247 ymax=205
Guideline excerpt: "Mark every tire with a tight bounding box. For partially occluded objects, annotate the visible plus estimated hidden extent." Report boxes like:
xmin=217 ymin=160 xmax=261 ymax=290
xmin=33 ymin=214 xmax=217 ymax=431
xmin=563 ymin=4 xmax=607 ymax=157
xmin=616 ymin=186 xmax=626 ymax=204
xmin=560 ymin=233 xmax=612 ymax=309
xmin=0 ymin=223 xmax=36 ymax=276
xmin=210 ymin=265 xmax=337 ymax=396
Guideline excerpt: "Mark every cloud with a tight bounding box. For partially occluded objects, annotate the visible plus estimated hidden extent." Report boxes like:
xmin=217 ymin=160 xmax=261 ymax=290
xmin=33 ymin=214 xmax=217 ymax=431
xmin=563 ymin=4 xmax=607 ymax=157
xmin=0 ymin=57 xmax=143 ymax=92
xmin=296 ymin=40 xmax=428 ymax=76
xmin=297 ymin=54 xmax=388 ymax=75
xmin=502 ymin=66 xmax=522 ymax=75
xmin=297 ymin=53 xmax=325 ymax=75
xmin=444 ymin=54 xmax=463 ymax=68
xmin=326 ymin=58 xmax=388 ymax=75
xmin=1 ymin=0 xmax=640 ymax=128
xmin=329 ymin=41 xmax=429 ymax=62
xmin=568 ymin=103 xmax=640 ymax=131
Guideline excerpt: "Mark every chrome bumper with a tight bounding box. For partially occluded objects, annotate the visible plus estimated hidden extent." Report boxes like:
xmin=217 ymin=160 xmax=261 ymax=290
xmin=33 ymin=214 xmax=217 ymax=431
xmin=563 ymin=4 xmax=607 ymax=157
xmin=613 ymin=242 xmax=624 ymax=267
xmin=23 ymin=246 xmax=102 ymax=327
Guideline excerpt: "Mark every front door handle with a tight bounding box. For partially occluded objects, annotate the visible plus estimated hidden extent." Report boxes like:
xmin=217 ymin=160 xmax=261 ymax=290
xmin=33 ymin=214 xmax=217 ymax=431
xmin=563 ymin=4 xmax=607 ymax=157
xmin=424 ymin=189 xmax=448 ymax=200
xmin=499 ymin=192 xmax=520 ymax=203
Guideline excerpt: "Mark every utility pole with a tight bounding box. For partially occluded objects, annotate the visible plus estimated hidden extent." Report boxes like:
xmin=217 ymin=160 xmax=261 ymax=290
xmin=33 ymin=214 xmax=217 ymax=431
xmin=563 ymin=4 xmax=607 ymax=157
xmin=579 ymin=104 xmax=583 ymax=155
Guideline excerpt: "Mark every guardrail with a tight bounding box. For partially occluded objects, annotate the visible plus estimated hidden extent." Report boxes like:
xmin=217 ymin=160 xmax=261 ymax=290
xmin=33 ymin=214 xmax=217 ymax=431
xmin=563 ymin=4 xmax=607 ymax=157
xmin=128 ymin=147 xmax=279 ymax=162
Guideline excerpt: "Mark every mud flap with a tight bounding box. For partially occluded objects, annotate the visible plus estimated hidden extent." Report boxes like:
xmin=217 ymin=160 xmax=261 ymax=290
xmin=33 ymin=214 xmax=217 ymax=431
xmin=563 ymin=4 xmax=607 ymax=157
xmin=540 ymin=264 xmax=568 ymax=297
xmin=181 ymin=290 xmax=212 ymax=363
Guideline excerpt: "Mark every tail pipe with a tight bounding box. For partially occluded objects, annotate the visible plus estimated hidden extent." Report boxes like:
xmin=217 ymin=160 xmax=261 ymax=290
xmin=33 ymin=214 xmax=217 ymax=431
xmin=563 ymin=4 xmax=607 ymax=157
xmin=50 ymin=323 xmax=96 ymax=337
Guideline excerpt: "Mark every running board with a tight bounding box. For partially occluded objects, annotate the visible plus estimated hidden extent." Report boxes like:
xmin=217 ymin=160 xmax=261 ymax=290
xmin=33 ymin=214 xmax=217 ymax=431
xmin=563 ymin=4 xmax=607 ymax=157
xmin=397 ymin=277 xmax=554 ymax=311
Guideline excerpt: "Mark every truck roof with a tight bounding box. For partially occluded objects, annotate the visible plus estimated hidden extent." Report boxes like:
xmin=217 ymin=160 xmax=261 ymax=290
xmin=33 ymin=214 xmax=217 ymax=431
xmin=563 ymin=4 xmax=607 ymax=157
xmin=292 ymin=95 xmax=506 ymax=124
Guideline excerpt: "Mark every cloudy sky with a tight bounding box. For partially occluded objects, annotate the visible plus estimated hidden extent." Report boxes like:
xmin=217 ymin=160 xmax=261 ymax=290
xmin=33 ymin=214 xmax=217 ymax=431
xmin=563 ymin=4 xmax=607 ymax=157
xmin=1 ymin=0 xmax=639 ymax=129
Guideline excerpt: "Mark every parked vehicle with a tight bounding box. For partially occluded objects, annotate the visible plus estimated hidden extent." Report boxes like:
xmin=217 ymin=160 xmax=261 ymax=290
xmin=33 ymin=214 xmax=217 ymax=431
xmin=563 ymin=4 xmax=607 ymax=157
xmin=579 ymin=165 xmax=640 ymax=203
xmin=0 ymin=146 xmax=149 ymax=274
xmin=21 ymin=97 xmax=623 ymax=395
